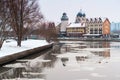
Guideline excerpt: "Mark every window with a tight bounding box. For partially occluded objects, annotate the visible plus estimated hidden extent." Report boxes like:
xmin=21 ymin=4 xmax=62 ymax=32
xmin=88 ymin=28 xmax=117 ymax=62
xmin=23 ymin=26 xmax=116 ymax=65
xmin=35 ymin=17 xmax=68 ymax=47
xmin=95 ymin=29 xmax=98 ymax=34
xmin=99 ymin=29 xmax=102 ymax=34
xmin=90 ymin=29 xmax=93 ymax=34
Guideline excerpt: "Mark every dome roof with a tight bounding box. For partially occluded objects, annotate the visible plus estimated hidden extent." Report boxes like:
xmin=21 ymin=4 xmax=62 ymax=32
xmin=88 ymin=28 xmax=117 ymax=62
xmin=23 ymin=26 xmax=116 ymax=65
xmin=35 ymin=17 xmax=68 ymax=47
xmin=82 ymin=13 xmax=86 ymax=17
xmin=77 ymin=12 xmax=83 ymax=17
xmin=77 ymin=11 xmax=86 ymax=17
xmin=63 ymin=12 xmax=67 ymax=16
xmin=61 ymin=12 xmax=69 ymax=21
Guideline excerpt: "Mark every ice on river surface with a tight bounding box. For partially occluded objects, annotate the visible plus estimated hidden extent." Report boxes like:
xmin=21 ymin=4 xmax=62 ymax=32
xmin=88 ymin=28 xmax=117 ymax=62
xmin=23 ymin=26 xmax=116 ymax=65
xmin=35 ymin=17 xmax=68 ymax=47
xmin=1 ymin=41 xmax=120 ymax=80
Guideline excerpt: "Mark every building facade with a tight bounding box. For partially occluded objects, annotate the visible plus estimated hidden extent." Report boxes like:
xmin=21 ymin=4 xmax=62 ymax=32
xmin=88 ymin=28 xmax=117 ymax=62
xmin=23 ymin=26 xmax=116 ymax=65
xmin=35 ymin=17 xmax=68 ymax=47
xmin=66 ymin=23 xmax=86 ymax=37
xmin=86 ymin=18 xmax=110 ymax=37
xmin=86 ymin=18 xmax=103 ymax=34
xmin=111 ymin=22 xmax=120 ymax=34
xmin=60 ymin=10 xmax=111 ymax=37
xmin=102 ymin=18 xmax=111 ymax=36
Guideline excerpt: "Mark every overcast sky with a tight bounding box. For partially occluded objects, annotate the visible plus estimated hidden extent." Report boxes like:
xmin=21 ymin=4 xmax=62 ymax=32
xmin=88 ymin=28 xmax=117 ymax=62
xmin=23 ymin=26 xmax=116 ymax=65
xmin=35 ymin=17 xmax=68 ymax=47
xmin=39 ymin=0 xmax=120 ymax=23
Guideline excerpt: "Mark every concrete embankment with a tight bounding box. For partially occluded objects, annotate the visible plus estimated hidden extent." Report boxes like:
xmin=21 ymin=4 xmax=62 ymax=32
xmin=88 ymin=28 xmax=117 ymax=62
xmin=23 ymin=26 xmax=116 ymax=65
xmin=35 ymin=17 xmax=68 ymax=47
xmin=0 ymin=43 xmax=53 ymax=65
xmin=58 ymin=38 xmax=120 ymax=42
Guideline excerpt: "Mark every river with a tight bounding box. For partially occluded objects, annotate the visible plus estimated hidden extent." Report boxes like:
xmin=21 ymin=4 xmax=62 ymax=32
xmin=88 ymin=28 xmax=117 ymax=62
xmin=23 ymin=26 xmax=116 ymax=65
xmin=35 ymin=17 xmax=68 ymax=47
xmin=0 ymin=41 xmax=120 ymax=80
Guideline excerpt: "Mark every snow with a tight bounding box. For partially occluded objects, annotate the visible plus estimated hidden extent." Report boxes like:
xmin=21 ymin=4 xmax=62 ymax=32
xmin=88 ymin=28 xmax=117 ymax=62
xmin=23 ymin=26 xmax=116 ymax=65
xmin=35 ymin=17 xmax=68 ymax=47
xmin=2 ymin=78 xmax=45 ymax=80
xmin=0 ymin=39 xmax=50 ymax=58
xmin=83 ymin=34 xmax=102 ymax=36
xmin=67 ymin=23 xmax=85 ymax=28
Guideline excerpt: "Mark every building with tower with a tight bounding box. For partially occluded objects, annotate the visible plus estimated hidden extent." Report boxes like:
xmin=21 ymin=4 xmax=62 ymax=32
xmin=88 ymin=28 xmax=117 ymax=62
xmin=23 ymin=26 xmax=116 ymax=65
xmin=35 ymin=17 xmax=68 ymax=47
xmin=59 ymin=10 xmax=111 ymax=38
xmin=66 ymin=10 xmax=86 ymax=37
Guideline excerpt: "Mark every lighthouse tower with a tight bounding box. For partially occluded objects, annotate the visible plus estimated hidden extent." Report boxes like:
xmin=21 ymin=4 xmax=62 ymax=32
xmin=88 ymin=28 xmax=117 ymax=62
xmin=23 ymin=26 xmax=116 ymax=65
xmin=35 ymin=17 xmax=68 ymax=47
xmin=60 ymin=12 xmax=69 ymax=36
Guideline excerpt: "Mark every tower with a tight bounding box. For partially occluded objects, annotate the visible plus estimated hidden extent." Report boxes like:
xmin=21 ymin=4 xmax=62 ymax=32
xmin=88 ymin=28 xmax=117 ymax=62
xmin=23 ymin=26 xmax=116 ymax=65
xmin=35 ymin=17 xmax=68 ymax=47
xmin=60 ymin=12 xmax=69 ymax=36
xmin=75 ymin=9 xmax=86 ymax=23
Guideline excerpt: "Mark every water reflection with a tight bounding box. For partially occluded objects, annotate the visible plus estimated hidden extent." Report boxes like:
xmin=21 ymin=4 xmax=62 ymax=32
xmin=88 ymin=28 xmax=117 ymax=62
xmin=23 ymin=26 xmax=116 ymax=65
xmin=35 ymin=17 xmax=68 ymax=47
xmin=90 ymin=42 xmax=110 ymax=63
xmin=61 ymin=58 xmax=69 ymax=66
xmin=1 ymin=41 xmax=120 ymax=80
xmin=76 ymin=56 xmax=88 ymax=62
xmin=0 ymin=68 xmax=15 ymax=79
xmin=0 ymin=49 xmax=57 ymax=80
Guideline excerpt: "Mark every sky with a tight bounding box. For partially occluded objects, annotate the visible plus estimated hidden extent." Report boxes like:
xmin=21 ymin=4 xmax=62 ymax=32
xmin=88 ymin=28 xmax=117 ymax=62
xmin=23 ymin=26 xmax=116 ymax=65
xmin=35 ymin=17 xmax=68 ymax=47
xmin=39 ymin=0 xmax=120 ymax=23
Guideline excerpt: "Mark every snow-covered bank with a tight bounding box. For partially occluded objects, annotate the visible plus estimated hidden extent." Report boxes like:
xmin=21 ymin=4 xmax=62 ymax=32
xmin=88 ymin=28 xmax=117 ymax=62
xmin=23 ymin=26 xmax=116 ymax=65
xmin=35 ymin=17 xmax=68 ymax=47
xmin=0 ymin=39 xmax=50 ymax=58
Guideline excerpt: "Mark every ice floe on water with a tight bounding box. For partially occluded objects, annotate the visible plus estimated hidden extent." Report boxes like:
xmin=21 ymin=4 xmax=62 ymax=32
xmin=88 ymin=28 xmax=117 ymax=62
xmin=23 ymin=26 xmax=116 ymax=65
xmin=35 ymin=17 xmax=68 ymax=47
xmin=60 ymin=41 xmax=87 ymax=44
xmin=75 ymin=79 xmax=90 ymax=80
xmin=22 ymin=72 xmax=45 ymax=75
xmin=90 ymin=73 xmax=106 ymax=77
xmin=109 ymin=57 xmax=120 ymax=62
xmin=82 ymin=66 xmax=95 ymax=71
xmin=4 ymin=59 xmax=51 ymax=68
xmin=16 ymin=59 xmax=32 ymax=62
xmin=82 ymin=48 xmax=110 ymax=52
xmin=23 ymin=59 xmax=51 ymax=67
xmin=4 ymin=63 xmax=25 ymax=68
xmin=68 ymin=68 xmax=81 ymax=72
xmin=115 ymin=74 xmax=120 ymax=78
xmin=57 ymin=52 xmax=91 ymax=58
xmin=2 ymin=78 xmax=44 ymax=80
xmin=68 ymin=66 xmax=96 ymax=72
xmin=64 ymin=43 xmax=80 ymax=46
xmin=32 ymin=59 xmax=51 ymax=62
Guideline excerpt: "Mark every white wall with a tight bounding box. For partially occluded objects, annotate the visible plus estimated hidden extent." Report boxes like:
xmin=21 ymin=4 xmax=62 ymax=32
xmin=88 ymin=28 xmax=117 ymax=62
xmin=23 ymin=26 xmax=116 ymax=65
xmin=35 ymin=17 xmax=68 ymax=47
xmin=60 ymin=21 xmax=68 ymax=32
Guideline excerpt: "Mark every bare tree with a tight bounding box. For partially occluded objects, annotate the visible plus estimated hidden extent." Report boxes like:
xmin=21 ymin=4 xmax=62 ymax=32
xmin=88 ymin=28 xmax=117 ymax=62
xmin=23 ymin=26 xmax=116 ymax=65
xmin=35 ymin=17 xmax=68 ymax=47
xmin=39 ymin=22 xmax=58 ymax=42
xmin=0 ymin=0 xmax=11 ymax=49
xmin=47 ymin=22 xmax=58 ymax=42
xmin=7 ymin=0 xmax=43 ymax=47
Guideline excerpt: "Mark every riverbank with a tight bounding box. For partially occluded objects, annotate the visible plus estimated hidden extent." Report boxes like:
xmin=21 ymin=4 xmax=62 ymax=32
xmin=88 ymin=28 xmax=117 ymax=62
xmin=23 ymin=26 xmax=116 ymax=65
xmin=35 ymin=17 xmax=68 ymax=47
xmin=0 ymin=39 xmax=53 ymax=65
xmin=58 ymin=37 xmax=120 ymax=42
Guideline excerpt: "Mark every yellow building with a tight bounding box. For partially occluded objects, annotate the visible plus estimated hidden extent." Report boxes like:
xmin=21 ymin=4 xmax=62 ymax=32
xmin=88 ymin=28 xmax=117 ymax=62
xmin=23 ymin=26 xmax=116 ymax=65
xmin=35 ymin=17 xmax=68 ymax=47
xmin=66 ymin=23 xmax=86 ymax=37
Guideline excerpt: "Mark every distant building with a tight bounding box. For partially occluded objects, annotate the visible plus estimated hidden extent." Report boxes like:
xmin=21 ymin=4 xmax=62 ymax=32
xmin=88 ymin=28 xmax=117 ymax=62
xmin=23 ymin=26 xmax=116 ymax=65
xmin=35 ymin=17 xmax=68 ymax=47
xmin=66 ymin=23 xmax=86 ymax=37
xmin=59 ymin=10 xmax=111 ymax=37
xmin=86 ymin=18 xmax=110 ymax=37
xmin=111 ymin=22 xmax=120 ymax=34
xmin=102 ymin=18 xmax=111 ymax=36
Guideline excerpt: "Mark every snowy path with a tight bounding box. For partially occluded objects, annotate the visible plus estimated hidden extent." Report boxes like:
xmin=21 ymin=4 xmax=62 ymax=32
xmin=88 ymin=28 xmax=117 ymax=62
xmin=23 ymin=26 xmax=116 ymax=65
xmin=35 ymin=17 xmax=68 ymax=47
xmin=0 ymin=39 xmax=50 ymax=58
